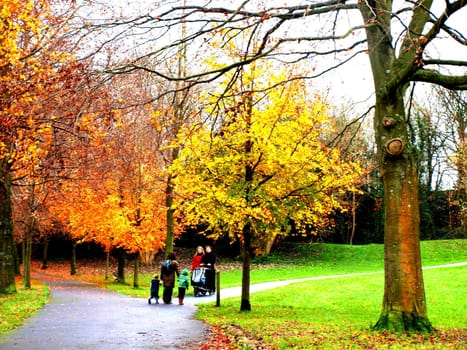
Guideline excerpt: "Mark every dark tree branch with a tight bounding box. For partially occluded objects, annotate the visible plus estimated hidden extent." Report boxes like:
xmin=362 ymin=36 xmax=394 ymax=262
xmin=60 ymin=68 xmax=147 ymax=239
xmin=411 ymin=69 xmax=467 ymax=90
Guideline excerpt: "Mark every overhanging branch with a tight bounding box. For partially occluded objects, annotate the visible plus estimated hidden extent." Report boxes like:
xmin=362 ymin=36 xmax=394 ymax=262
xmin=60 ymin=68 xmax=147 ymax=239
xmin=411 ymin=69 xmax=467 ymax=90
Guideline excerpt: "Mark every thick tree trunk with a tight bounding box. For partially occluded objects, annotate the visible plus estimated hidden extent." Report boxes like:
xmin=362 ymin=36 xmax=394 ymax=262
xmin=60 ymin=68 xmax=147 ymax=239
xmin=372 ymin=90 xmax=432 ymax=333
xmin=358 ymin=0 xmax=433 ymax=331
xmin=374 ymin=162 xmax=432 ymax=331
xmin=0 ymin=174 xmax=16 ymax=294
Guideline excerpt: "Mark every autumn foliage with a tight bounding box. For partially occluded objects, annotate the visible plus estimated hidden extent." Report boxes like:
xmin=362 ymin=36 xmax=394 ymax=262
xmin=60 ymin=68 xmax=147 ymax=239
xmin=170 ymin=62 xmax=363 ymax=252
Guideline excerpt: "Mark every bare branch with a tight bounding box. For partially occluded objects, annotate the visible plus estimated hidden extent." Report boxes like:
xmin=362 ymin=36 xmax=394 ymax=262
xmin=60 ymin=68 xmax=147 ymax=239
xmin=412 ymin=69 xmax=467 ymax=90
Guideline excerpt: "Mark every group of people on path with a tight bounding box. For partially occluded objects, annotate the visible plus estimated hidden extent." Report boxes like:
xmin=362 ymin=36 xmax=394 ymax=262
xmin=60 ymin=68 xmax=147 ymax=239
xmin=148 ymin=245 xmax=216 ymax=305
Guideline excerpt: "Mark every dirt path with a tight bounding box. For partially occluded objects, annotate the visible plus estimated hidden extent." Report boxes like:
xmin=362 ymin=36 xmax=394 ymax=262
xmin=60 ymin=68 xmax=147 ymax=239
xmin=0 ymin=271 xmax=210 ymax=350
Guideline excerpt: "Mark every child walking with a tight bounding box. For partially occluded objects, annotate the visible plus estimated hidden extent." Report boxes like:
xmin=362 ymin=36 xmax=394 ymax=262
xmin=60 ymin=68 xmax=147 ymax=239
xmin=178 ymin=269 xmax=190 ymax=305
xmin=148 ymin=274 xmax=161 ymax=304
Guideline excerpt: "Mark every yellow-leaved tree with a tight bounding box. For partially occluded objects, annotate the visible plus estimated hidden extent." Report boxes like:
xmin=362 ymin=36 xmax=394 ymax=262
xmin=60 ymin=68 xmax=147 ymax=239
xmin=170 ymin=59 xmax=363 ymax=310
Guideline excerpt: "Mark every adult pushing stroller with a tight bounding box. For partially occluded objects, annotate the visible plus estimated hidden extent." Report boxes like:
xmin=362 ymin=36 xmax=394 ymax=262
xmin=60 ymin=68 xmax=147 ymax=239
xmin=191 ymin=266 xmax=215 ymax=296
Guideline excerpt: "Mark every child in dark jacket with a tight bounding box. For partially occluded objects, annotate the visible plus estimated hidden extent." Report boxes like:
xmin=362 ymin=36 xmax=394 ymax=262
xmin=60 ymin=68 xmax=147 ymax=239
xmin=178 ymin=269 xmax=190 ymax=305
xmin=148 ymin=274 xmax=161 ymax=304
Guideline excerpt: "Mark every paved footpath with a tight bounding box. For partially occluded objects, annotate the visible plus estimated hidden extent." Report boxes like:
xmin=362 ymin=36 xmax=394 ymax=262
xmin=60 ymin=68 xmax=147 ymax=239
xmin=0 ymin=272 xmax=210 ymax=350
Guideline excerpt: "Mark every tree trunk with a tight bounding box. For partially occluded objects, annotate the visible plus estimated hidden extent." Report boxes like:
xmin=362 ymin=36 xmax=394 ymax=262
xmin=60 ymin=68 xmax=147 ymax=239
xmin=0 ymin=172 xmax=16 ymax=294
xmin=23 ymin=226 xmax=33 ymax=289
xmin=70 ymin=241 xmax=77 ymax=275
xmin=372 ymin=89 xmax=432 ymax=333
xmin=165 ymin=174 xmax=174 ymax=258
xmin=15 ymin=244 xmax=21 ymax=276
xmin=165 ymin=149 xmax=178 ymax=258
xmin=240 ymin=222 xmax=252 ymax=311
xmin=358 ymin=0 xmax=433 ymax=331
xmin=41 ymin=238 xmax=49 ymax=270
xmin=240 ymin=97 xmax=254 ymax=312
xmin=105 ymin=250 xmax=111 ymax=281
xmin=349 ymin=191 xmax=357 ymax=245
xmin=116 ymin=248 xmax=125 ymax=283
xmin=133 ymin=256 xmax=139 ymax=289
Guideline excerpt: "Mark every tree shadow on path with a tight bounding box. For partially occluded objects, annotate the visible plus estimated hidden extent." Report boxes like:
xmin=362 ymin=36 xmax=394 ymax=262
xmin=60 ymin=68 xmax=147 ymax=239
xmin=0 ymin=271 xmax=210 ymax=350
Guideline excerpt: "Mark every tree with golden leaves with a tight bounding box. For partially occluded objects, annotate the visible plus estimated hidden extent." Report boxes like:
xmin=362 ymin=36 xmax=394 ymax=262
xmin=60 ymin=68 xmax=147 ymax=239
xmin=170 ymin=59 xmax=362 ymax=310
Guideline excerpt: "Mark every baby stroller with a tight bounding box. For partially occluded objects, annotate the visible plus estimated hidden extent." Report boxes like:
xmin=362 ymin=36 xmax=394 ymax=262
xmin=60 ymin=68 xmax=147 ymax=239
xmin=191 ymin=266 xmax=215 ymax=296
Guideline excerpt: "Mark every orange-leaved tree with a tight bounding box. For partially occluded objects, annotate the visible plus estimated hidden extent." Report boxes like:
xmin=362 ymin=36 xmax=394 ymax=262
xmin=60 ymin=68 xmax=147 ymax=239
xmin=170 ymin=60 xmax=363 ymax=310
xmin=0 ymin=0 xmax=75 ymax=292
xmin=46 ymin=75 xmax=171 ymax=282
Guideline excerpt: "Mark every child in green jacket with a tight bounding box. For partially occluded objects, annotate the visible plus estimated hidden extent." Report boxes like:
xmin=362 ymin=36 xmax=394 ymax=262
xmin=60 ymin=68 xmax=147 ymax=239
xmin=178 ymin=268 xmax=190 ymax=305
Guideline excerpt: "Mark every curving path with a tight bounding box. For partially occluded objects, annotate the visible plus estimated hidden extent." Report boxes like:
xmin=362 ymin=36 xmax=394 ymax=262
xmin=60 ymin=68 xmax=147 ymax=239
xmin=0 ymin=272 xmax=210 ymax=350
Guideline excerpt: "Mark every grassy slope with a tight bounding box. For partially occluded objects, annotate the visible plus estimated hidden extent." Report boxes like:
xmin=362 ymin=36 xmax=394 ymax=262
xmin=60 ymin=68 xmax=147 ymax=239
xmin=218 ymin=239 xmax=467 ymax=288
xmin=196 ymin=240 xmax=467 ymax=349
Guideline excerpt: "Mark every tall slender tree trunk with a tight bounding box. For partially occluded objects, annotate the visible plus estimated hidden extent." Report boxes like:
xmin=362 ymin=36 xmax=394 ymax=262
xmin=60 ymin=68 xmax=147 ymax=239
xmin=240 ymin=222 xmax=252 ymax=311
xmin=349 ymin=191 xmax=357 ymax=245
xmin=240 ymin=93 xmax=254 ymax=311
xmin=116 ymin=248 xmax=125 ymax=283
xmin=133 ymin=255 xmax=139 ymax=289
xmin=70 ymin=241 xmax=77 ymax=275
xmin=165 ymin=17 xmax=187 ymax=258
xmin=165 ymin=171 xmax=175 ymax=258
xmin=23 ymin=226 xmax=33 ymax=289
xmin=15 ymin=244 xmax=21 ymax=276
xmin=105 ymin=249 xmax=111 ymax=280
xmin=41 ymin=238 xmax=49 ymax=270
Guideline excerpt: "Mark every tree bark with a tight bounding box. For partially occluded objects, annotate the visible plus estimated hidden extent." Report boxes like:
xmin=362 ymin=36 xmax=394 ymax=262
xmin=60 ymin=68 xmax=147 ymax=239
xmin=0 ymin=172 xmax=16 ymax=294
xmin=70 ymin=241 xmax=77 ymax=275
xmin=133 ymin=255 xmax=139 ymax=289
xmin=105 ymin=250 xmax=111 ymax=281
xmin=358 ymin=0 xmax=433 ymax=332
xmin=165 ymin=172 xmax=175 ymax=258
xmin=372 ymin=87 xmax=432 ymax=333
xmin=41 ymin=238 xmax=49 ymax=270
xmin=23 ymin=226 xmax=33 ymax=289
xmin=240 ymin=222 xmax=252 ymax=311
xmin=349 ymin=191 xmax=357 ymax=245
xmin=240 ymin=96 xmax=254 ymax=311
xmin=116 ymin=248 xmax=125 ymax=283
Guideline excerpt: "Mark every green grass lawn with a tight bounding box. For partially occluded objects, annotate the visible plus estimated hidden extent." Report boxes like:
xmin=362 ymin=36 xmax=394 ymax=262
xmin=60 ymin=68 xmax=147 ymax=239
xmin=1 ymin=239 xmax=466 ymax=349
xmin=196 ymin=265 xmax=466 ymax=349
xmin=0 ymin=279 xmax=49 ymax=334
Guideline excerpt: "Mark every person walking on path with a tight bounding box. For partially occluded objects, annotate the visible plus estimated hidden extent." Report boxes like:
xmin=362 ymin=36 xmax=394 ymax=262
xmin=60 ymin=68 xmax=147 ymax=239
xmin=148 ymin=274 xmax=161 ymax=304
xmin=200 ymin=245 xmax=216 ymax=294
xmin=191 ymin=246 xmax=205 ymax=271
xmin=178 ymin=268 xmax=190 ymax=305
xmin=160 ymin=251 xmax=181 ymax=304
